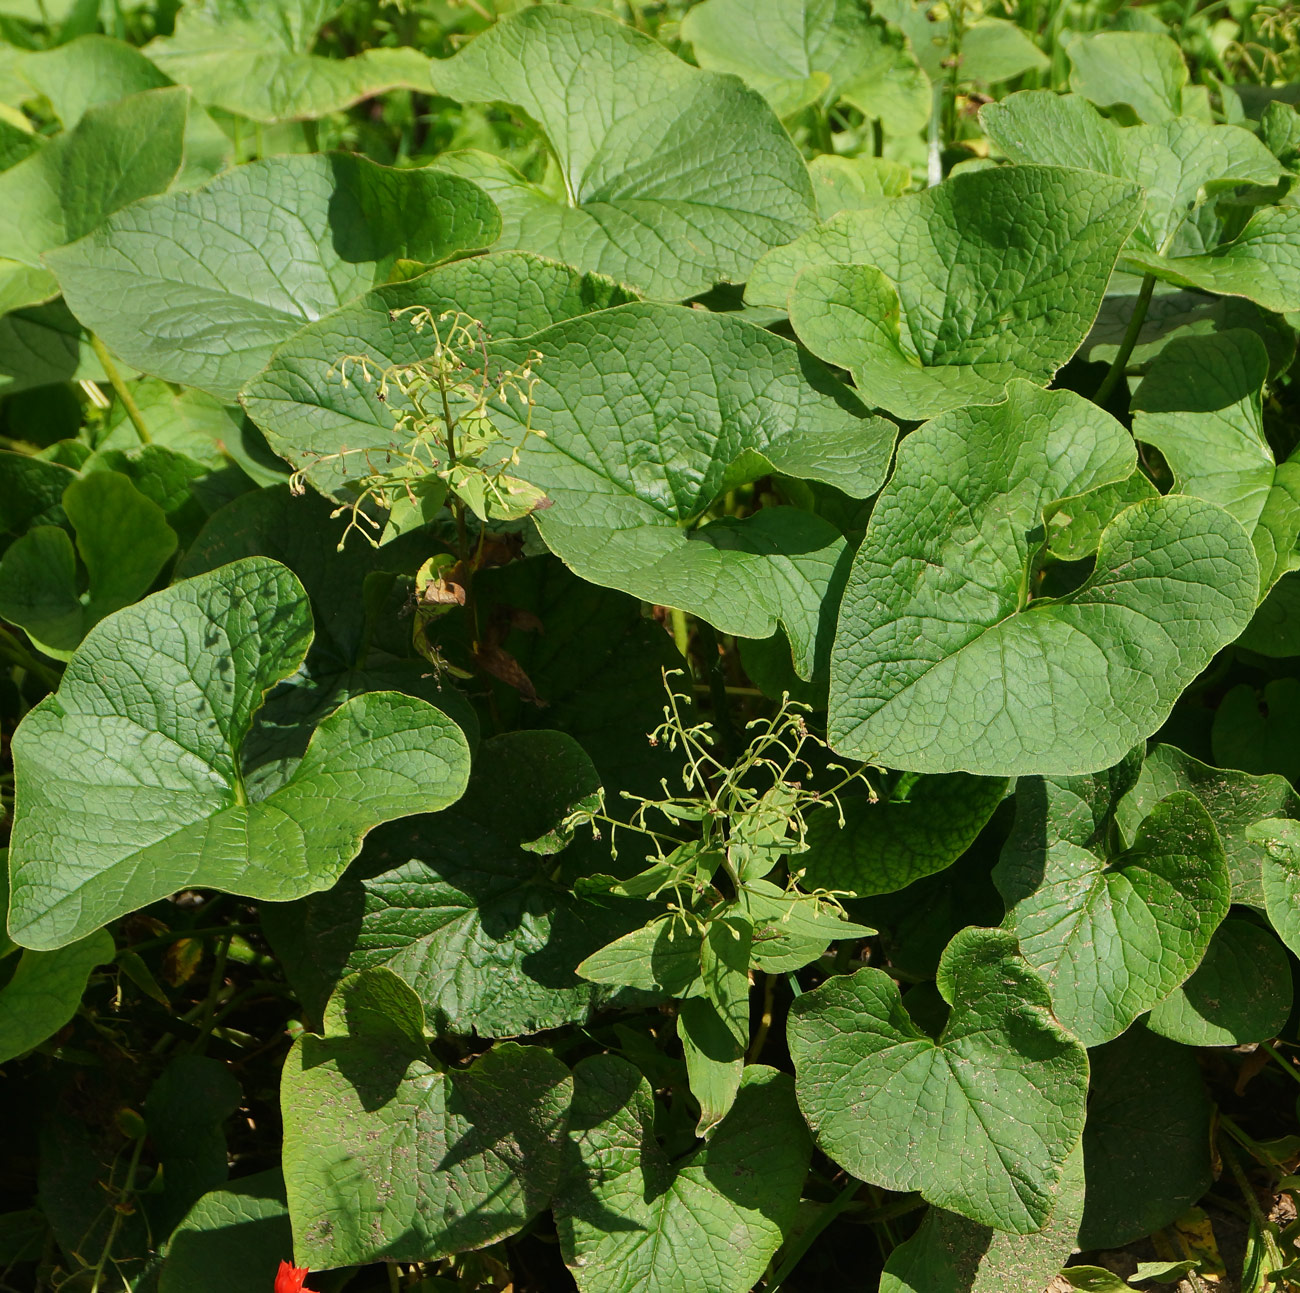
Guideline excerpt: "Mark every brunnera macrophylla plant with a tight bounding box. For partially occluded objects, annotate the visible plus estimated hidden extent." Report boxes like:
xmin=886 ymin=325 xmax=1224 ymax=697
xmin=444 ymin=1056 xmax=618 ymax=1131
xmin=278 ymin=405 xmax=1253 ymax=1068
xmin=3 ymin=3 xmax=1300 ymax=1293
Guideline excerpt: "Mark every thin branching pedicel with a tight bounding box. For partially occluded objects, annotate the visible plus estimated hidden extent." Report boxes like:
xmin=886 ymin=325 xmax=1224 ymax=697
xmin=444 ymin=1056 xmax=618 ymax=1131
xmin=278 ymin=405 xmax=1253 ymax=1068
xmin=288 ymin=308 xmax=547 ymax=552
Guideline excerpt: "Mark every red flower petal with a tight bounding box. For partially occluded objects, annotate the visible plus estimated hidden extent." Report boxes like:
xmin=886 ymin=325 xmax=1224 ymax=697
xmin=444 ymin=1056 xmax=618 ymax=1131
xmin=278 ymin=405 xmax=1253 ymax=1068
xmin=275 ymin=1259 xmax=317 ymax=1293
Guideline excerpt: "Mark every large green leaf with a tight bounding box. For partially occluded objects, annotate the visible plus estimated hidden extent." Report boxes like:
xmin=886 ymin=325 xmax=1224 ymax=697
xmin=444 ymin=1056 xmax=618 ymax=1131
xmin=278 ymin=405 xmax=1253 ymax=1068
xmin=281 ymin=969 xmax=572 ymax=1266
xmin=1117 ymin=743 xmax=1300 ymax=907
xmin=0 ymin=87 xmax=186 ymax=313
xmin=879 ymin=1142 xmax=1085 ymax=1293
xmin=680 ymin=0 xmax=928 ymax=127
xmin=554 ymin=1056 xmax=811 ymax=1293
xmin=241 ymin=251 xmax=637 ymax=496
xmin=799 ymin=773 xmax=1008 ymax=897
xmin=493 ymin=304 xmax=894 ymax=671
xmin=0 ymin=300 xmax=106 ymax=397
xmin=748 ymin=166 xmax=1141 ymax=419
xmin=1064 ymin=30 xmax=1189 ymax=122
xmin=1245 ymin=818 xmax=1300 ymax=961
xmin=7 ymin=557 xmax=472 ymax=950
xmin=429 ymin=5 xmax=816 ymax=300
xmin=158 ymin=1169 xmax=291 ymax=1293
xmin=263 ymin=731 xmax=654 ymax=1037
xmin=1148 ymin=917 xmax=1292 ymax=1047
xmin=995 ymin=766 xmax=1230 ymax=1047
xmin=146 ymin=0 xmax=432 ymax=123
xmin=1240 ymin=571 xmax=1300 ymax=656
xmin=1214 ymin=679 xmax=1300 ymax=781
xmin=44 ymin=154 xmax=500 ymax=401
xmin=0 ymin=871 xmax=112 ymax=1064
xmin=0 ymin=471 xmax=177 ymax=661
xmin=827 ymin=381 xmax=1258 ymax=775
xmin=787 ymin=926 xmax=1089 ymax=1234
xmin=1132 ymin=330 xmax=1300 ymax=595
xmin=1079 ymin=1024 xmax=1212 ymax=1250
xmin=1125 ymin=206 xmax=1300 ymax=315
xmin=982 ymin=91 xmax=1281 ymax=256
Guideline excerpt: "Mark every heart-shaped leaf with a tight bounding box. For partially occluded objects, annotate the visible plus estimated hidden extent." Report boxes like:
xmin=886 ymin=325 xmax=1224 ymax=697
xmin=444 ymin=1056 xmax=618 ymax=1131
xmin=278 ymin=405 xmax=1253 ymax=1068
xmin=430 ymin=5 xmax=816 ymax=300
xmin=748 ymin=166 xmax=1141 ymax=419
xmin=880 ymin=1142 xmax=1085 ymax=1293
xmin=241 ymin=251 xmax=637 ymax=498
xmin=7 ymin=556 xmax=472 ymax=949
xmin=146 ymin=1 xmax=432 ymax=123
xmin=157 ymin=1169 xmax=291 ymax=1293
xmin=1125 ymin=206 xmax=1300 ymax=315
xmin=828 ymin=381 xmax=1258 ymax=775
xmin=681 ymin=0 xmax=928 ymax=127
xmin=788 ymin=926 xmax=1089 ymax=1234
xmin=0 ymin=86 xmax=186 ymax=311
xmin=1064 ymin=30 xmax=1189 ymax=121
xmin=1079 ymin=1024 xmax=1212 ymax=1249
xmin=496 ymin=304 xmax=894 ymax=672
xmin=45 ymin=153 xmax=500 ymax=400
xmin=799 ymin=773 xmax=1008 ymax=897
xmin=0 ymin=872 xmax=112 ymax=1064
xmin=995 ymin=767 xmax=1230 ymax=1047
xmin=264 ymin=730 xmax=655 ymax=1038
xmin=1117 ymin=743 xmax=1300 ymax=907
xmin=982 ymin=91 xmax=1280 ymax=257
xmin=555 ymin=1056 xmax=811 ymax=1293
xmin=1148 ymin=917 xmax=1293 ymax=1047
xmin=281 ymin=968 xmax=572 ymax=1267
xmin=1132 ymin=330 xmax=1300 ymax=595
xmin=0 ymin=470 xmax=177 ymax=660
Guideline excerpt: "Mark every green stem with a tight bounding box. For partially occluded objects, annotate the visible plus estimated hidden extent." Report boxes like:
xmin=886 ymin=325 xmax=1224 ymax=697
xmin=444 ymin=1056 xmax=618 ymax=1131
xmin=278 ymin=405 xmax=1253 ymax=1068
xmin=765 ymin=1177 xmax=860 ymax=1290
xmin=670 ymin=607 xmax=690 ymax=660
xmin=89 ymin=334 xmax=151 ymax=444
xmin=0 ymin=624 xmax=60 ymax=688
xmin=1261 ymin=1039 xmax=1300 ymax=1092
xmin=301 ymin=118 xmax=320 ymax=152
xmin=117 ymin=923 xmax=259 ymax=958
xmin=188 ymin=933 xmax=232 ymax=1055
xmin=746 ymin=972 xmax=776 ymax=1064
xmin=89 ymin=1132 xmax=147 ymax=1293
xmin=1094 ymin=272 xmax=1156 ymax=407
xmin=926 ymin=79 xmax=944 ymax=186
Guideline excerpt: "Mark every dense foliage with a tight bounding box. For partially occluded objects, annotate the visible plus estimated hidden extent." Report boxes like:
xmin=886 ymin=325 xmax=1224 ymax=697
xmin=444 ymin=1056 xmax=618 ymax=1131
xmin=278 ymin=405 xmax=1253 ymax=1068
xmin=3 ymin=0 xmax=1300 ymax=1290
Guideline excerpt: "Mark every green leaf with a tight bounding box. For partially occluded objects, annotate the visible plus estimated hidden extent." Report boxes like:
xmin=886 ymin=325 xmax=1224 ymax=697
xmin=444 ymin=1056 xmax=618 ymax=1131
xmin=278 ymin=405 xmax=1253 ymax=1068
xmin=241 ymin=251 xmax=637 ymax=496
xmin=1246 ymin=819 xmax=1300 ymax=960
xmin=1132 ymin=330 xmax=1299 ymax=594
xmin=281 ymin=968 xmax=572 ymax=1267
xmin=554 ymin=1056 xmax=811 ymax=1293
xmin=1079 ymin=1024 xmax=1212 ymax=1250
xmin=577 ymin=914 xmax=703 ymax=996
xmin=681 ymin=0 xmax=928 ymax=126
xmin=430 ymin=5 xmax=816 ymax=300
xmin=1240 ymin=571 xmax=1300 ymax=656
xmin=495 ymin=304 xmax=893 ymax=671
xmin=0 ymin=871 xmax=111 ymax=1063
xmin=158 ymin=1169 xmax=291 ymax=1293
xmin=879 ymin=1141 xmax=1085 ymax=1293
xmin=1213 ymin=680 xmax=1300 ymax=781
xmin=738 ymin=880 xmax=875 ymax=972
xmin=0 ymin=471 xmax=177 ymax=660
xmin=788 ymin=926 xmax=1089 ymax=1234
xmin=982 ymin=91 xmax=1281 ymax=256
xmin=7 ymin=556 xmax=472 ymax=950
xmin=996 ymin=771 xmax=1230 ymax=1047
xmin=827 ymin=381 xmax=1258 ymax=775
xmin=0 ymin=87 xmax=186 ymax=269
xmin=264 ymin=731 xmax=654 ymax=1038
xmin=1058 ymin=1269 xmax=1131 ymax=1292
xmin=1064 ymin=30 xmax=1189 ymax=121
xmin=799 ymin=774 xmax=1008 ymax=897
xmin=146 ymin=2 xmax=433 ymax=123
xmin=755 ymin=166 xmax=1141 ymax=419
xmin=1148 ymin=917 xmax=1292 ymax=1046
xmin=1125 ymin=206 xmax=1300 ymax=315
xmin=1118 ymin=743 xmax=1300 ymax=907
xmin=45 ymin=153 xmax=500 ymax=401
xmin=808 ymin=154 xmax=913 ymax=220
